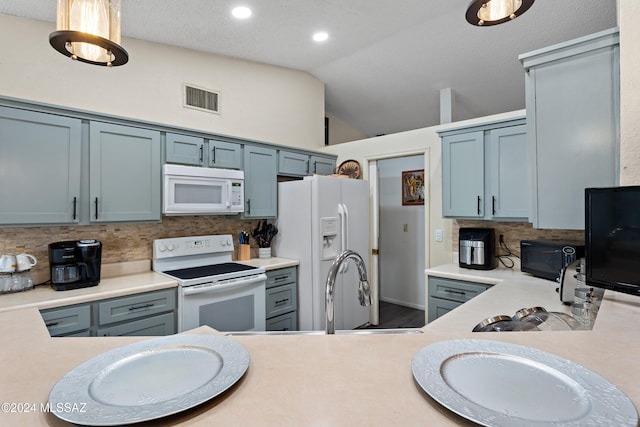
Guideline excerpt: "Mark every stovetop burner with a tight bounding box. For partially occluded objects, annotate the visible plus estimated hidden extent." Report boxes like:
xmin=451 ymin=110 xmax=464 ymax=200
xmin=164 ymin=262 xmax=260 ymax=280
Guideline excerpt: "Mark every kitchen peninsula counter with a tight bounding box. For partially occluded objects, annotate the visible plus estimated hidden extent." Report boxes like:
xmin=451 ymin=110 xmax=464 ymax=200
xmin=0 ymin=268 xmax=638 ymax=425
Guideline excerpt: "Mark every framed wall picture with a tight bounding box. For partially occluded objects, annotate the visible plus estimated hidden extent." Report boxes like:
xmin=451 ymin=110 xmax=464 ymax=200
xmin=402 ymin=169 xmax=425 ymax=206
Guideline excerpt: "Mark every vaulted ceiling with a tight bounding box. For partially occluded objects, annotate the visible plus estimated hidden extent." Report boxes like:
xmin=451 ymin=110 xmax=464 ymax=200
xmin=0 ymin=1 xmax=617 ymax=138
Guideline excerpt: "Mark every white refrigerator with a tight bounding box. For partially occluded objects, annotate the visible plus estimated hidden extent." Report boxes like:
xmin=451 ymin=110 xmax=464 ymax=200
xmin=274 ymin=175 xmax=371 ymax=331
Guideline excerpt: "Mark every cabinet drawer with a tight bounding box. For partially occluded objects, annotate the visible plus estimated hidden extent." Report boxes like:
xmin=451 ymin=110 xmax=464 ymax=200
xmin=97 ymin=312 xmax=175 ymax=337
xmin=266 ymin=312 xmax=297 ymax=332
xmin=41 ymin=305 xmax=91 ymax=337
xmin=98 ymin=289 xmax=176 ymax=326
xmin=266 ymin=267 xmax=296 ymax=289
xmin=266 ymin=283 xmax=297 ymax=318
xmin=427 ymin=297 xmax=463 ymax=323
xmin=428 ymin=276 xmax=490 ymax=303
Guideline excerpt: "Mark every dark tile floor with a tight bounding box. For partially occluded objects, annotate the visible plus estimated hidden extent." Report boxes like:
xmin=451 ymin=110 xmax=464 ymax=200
xmin=359 ymin=301 xmax=425 ymax=329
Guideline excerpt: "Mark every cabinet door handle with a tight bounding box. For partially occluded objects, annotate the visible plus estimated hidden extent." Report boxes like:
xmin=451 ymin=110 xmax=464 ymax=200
xmin=199 ymin=145 xmax=204 ymax=162
xmin=246 ymin=199 xmax=251 ymax=214
xmin=444 ymin=289 xmax=466 ymax=296
xmin=95 ymin=197 xmax=99 ymax=220
xmin=45 ymin=321 xmax=60 ymax=327
xmin=492 ymin=196 xmax=496 ymax=215
xmin=128 ymin=303 xmax=154 ymax=311
xmin=305 ymin=160 xmax=310 ymax=174
xmin=211 ymin=146 xmax=216 ymax=163
xmin=313 ymin=161 xmax=317 ymax=173
xmin=274 ymin=298 xmax=289 ymax=306
xmin=72 ymin=197 xmax=77 ymax=220
xmin=274 ymin=275 xmax=289 ymax=281
xmin=477 ymin=196 xmax=481 ymax=215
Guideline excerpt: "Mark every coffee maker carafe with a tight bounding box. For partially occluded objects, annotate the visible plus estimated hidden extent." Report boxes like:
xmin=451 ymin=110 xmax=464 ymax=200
xmin=459 ymin=228 xmax=498 ymax=270
xmin=48 ymin=240 xmax=102 ymax=291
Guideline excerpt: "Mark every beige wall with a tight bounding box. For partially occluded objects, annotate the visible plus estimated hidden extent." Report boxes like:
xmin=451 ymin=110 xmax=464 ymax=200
xmin=619 ymin=0 xmax=640 ymax=184
xmin=0 ymin=14 xmax=324 ymax=150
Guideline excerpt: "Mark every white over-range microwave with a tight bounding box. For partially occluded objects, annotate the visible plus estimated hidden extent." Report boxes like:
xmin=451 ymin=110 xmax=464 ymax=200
xmin=163 ymin=164 xmax=244 ymax=215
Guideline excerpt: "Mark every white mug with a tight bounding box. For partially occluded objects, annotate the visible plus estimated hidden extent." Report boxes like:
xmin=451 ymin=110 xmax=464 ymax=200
xmin=0 ymin=254 xmax=17 ymax=273
xmin=16 ymin=253 xmax=37 ymax=272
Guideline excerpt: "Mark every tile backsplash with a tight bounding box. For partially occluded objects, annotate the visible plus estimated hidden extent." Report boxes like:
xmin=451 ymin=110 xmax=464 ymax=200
xmin=0 ymin=216 xmax=268 ymax=280
xmin=453 ymin=220 xmax=584 ymax=257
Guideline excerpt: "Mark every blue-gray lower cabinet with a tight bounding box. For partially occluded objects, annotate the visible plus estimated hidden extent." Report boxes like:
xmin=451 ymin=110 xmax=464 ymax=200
xmin=0 ymin=107 xmax=82 ymax=225
xmin=427 ymin=276 xmax=491 ymax=323
xmin=243 ymin=145 xmax=277 ymax=218
xmin=89 ymin=122 xmax=161 ymax=222
xmin=97 ymin=312 xmax=175 ymax=337
xmin=40 ymin=288 xmax=177 ymax=337
xmin=41 ymin=304 xmax=91 ymax=337
xmin=265 ymin=267 xmax=298 ymax=331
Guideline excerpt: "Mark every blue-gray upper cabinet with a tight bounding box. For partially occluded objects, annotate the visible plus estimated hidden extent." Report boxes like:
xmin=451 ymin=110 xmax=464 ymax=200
xmin=441 ymin=131 xmax=485 ymax=218
xmin=165 ymin=133 xmax=241 ymax=169
xmin=310 ymin=155 xmax=336 ymax=175
xmin=165 ymin=133 xmax=204 ymax=166
xmin=440 ymin=120 xmax=528 ymax=220
xmin=243 ymin=145 xmax=277 ymax=218
xmin=89 ymin=122 xmax=161 ymax=222
xmin=520 ymin=28 xmax=619 ymax=230
xmin=208 ymin=139 xmax=242 ymax=169
xmin=486 ymin=125 xmax=529 ymax=219
xmin=0 ymin=107 xmax=82 ymax=225
xmin=278 ymin=150 xmax=309 ymax=176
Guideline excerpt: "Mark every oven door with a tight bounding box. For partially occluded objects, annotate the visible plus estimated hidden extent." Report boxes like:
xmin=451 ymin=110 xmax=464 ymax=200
xmin=179 ymin=274 xmax=266 ymax=332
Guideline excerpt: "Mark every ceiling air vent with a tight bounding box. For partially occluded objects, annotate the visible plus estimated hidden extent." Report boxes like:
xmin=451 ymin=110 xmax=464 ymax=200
xmin=183 ymin=84 xmax=220 ymax=114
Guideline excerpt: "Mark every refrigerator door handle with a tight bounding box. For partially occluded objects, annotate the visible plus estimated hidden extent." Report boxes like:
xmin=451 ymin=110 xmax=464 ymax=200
xmin=339 ymin=203 xmax=350 ymax=273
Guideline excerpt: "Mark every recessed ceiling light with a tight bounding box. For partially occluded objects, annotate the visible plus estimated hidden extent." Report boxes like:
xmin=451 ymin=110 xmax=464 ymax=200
xmin=312 ymin=32 xmax=329 ymax=42
xmin=232 ymin=6 xmax=252 ymax=19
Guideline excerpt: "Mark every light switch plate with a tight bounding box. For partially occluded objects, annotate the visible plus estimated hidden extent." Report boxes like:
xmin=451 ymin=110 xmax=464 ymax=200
xmin=435 ymin=229 xmax=443 ymax=242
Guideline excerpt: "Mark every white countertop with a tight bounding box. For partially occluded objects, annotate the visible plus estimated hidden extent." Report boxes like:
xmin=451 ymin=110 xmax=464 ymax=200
xmin=425 ymin=263 xmax=575 ymax=332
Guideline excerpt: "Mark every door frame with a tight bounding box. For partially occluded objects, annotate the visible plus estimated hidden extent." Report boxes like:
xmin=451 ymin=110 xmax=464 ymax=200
xmin=363 ymin=148 xmax=430 ymax=325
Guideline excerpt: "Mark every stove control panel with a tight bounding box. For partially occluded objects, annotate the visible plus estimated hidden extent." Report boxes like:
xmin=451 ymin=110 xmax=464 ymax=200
xmin=153 ymin=235 xmax=235 ymax=259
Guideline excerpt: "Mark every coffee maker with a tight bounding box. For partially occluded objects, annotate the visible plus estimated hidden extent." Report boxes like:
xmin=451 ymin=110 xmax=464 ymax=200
xmin=48 ymin=240 xmax=102 ymax=291
xmin=458 ymin=228 xmax=498 ymax=270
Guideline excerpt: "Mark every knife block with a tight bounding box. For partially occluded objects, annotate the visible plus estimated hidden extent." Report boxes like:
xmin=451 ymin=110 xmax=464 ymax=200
xmin=238 ymin=244 xmax=250 ymax=261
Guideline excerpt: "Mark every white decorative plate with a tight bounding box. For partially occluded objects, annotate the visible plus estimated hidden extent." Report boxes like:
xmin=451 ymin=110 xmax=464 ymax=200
xmin=48 ymin=334 xmax=250 ymax=426
xmin=412 ymin=339 xmax=638 ymax=426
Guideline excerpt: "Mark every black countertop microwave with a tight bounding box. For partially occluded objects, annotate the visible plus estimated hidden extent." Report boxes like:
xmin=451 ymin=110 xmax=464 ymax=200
xmin=520 ymin=240 xmax=585 ymax=282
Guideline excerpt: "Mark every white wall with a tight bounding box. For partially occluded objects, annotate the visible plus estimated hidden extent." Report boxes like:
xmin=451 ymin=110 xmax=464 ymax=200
xmin=619 ymin=0 xmax=640 ymax=185
xmin=0 ymin=14 xmax=324 ymax=150
xmin=378 ymin=156 xmax=425 ymax=309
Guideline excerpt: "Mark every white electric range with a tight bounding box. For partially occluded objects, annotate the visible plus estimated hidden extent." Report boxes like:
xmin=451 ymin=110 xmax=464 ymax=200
xmin=152 ymin=235 xmax=266 ymax=332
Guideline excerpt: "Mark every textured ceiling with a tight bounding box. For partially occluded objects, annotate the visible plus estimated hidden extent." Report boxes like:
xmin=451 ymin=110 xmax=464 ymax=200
xmin=0 ymin=0 xmax=618 ymax=138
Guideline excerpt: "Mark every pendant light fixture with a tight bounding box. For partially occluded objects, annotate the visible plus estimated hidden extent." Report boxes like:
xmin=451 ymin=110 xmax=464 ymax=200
xmin=466 ymin=0 xmax=535 ymax=26
xmin=49 ymin=0 xmax=128 ymax=67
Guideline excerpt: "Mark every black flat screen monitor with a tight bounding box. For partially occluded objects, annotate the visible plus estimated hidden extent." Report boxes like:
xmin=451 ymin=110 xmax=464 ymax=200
xmin=585 ymin=186 xmax=640 ymax=297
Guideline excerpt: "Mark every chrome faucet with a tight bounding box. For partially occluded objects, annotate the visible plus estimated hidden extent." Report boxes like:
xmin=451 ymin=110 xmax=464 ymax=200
xmin=325 ymin=250 xmax=371 ymax=334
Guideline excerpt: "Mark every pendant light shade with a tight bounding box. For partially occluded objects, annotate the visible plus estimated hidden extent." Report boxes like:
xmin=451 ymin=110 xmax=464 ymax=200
xmin=49 ymin=0 xmax=128 ymax=67
xmin=466 ymin=0 xmax=535 ymax=26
